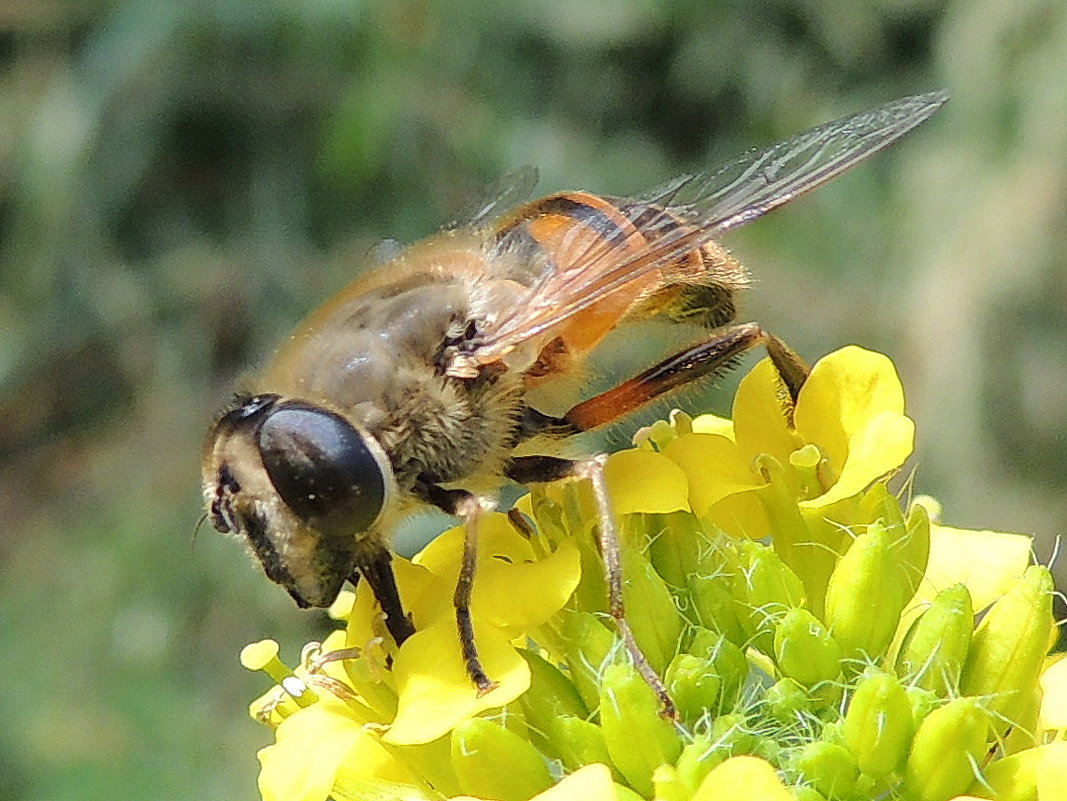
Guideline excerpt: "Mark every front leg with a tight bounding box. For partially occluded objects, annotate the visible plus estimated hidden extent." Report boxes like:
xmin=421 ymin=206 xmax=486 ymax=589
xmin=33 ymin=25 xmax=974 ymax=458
xmin=351 ymin=547 xmax=415 ymax=646
xmin=413 ymin=479 xmax=499 ymax=696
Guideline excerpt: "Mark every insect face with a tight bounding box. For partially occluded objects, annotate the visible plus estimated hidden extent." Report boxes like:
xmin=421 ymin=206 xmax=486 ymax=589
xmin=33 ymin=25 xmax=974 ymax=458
xmin=204 ymin=394 xmax=395 ymax=608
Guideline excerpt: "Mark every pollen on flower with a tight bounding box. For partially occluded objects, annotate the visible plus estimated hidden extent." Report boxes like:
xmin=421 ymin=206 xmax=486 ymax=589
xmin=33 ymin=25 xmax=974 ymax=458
xmin=237 ymin=347 xmax=1059 ymax=801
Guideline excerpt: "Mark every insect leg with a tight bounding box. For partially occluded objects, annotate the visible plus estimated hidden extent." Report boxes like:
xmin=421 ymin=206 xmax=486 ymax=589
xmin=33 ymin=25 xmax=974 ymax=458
xmin=562 ymin=322 xmax=808 ymax=433
xmin=414 ymin=481 xmax=500 ymax=696
xmin=505 ymin=455 xmax=677 ymax=718
xmin=354 ymin=549 xmax=416 ymax=646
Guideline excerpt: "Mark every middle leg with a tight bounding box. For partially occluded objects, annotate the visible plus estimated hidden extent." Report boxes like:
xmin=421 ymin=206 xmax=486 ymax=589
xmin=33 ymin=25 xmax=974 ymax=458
xmin=506 ymin=454 xmax=677 ymax=718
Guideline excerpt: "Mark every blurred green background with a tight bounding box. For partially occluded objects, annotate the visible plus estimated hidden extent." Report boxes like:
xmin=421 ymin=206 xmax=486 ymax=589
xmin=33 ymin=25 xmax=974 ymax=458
xmin=2 ymin=1 xmax=1065 ymax=798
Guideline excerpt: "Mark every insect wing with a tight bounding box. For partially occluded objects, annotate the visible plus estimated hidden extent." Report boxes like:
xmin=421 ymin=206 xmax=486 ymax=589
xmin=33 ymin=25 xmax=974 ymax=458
xmin=463 ymin=90 xmax=948 ymax=365
xmin=452 ymin=164 xmax=541 ymax=229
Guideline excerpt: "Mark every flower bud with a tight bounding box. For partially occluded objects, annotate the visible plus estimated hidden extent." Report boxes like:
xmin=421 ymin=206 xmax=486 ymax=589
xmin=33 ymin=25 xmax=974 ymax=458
xmin=773 ymin=607 xmax=842 ymax=686
xmin=905 ymin=685 xmax=938 ymax=727
xmin=688 ymin=628 xmax=747 ymax=710
xmin=824 ymin=522 xmax=910 ymax=666
xmin=764 ymin=677 xmax=811 ymax=725
xmin=788 ymin=741 xmax=860 ymax=800
xmin=620 ymin=542 xmax=684 ymax=674
xmin=599 ymin=662 xmax=683 ymax=797
xmin=860 ymin=484 xmax=931 ymax=598
xmin=896 ymin=584 xmax=973 ymax=696
xmin=649 ymin=511 xmax=709 ymax=589
xmin=518 ymin=651 xmax=589 ymax=757
xmin=842 ymin=671 xmax=914 ymax=779
xmin=730 ymin=540 xmax=806 ymax=656
xmin=903 ymin=697 xmax=990 ymax=801
xmin=551 ymin=716 xmax=614 ymax=774
xmin=960 ymin=565 xmax=1054 ymax=725
xmin=652 ymin=764 xmax=687 ymax=801
xmin=674 ymin=731 xmax=727 ymax=795
xmin=710 ymin=712 xmax=757 ymax=755
xmin=450 ymin=718 xmax=553 ymax=801
xmin=665 ymin=653 xmax=722 ymax=723
xmin=688 ymin=573 xmax=747 ymax=646
xmin=792 ymin=787 xmax=830 ymax=801
xmin=900 ymin=500 xmax=931 ymax=597
xmin=561 ymin=610 xmax=619 ymax=709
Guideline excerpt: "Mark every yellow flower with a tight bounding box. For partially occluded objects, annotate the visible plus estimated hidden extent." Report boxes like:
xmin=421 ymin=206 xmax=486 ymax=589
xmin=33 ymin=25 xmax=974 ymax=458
xmin=666 ymin=346 xmax=913 ymax=518
xmin=664 ymin=346 xmax=915 ymax=614
xmin=238 ymin=346 xmax=1061 ymax=801
xmin=348 ymin=513 xmax=582 ymax=746
xmin=257 ymin=698 xmax=420 ymax=801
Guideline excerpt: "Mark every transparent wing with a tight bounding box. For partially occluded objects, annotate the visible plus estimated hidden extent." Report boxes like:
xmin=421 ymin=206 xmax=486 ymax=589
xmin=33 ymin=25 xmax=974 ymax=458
xmin=451 ymin=165 xmax=541 ymax=229
xmin=468 ymin=90 xmax=948 ymax=364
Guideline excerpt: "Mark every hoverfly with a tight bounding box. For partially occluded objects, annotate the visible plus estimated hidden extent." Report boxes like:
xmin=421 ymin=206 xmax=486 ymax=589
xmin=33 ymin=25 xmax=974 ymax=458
xmin=203 ymin=91 xmax=947 ymax=711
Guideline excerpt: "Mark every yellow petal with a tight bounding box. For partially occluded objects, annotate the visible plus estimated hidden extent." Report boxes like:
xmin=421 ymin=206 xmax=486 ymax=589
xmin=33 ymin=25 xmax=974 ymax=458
xmin=1038 ymin=741 xmax=1067 ymax=800
xmin=731 ymin=358 xmax=799 ymax=465
xmin=794 ymin=346 xmax=908 ymax=470
xmin=475 ymin=540 xmax=581 ymax=633
xmin=921 ymin=525 xmax=1033 ymax=611
xmin=385 ymin=620 xmax=528 ymax=745
xmin=409 ymin=515 xmax=580 ymax=632
xmin=692 ymin=756 xmax=793 ymax=801
xmin=1040 ymin=654 xmax=1067 ymax=732
xmin=449 ymin=764 xmax=619 ymax=801
xmin=259 ymin=699 xmax=404 ymax=801
xmin=702 ymin=490 xmax=770 ymax=539
xmin=664 ymin=433 xmax=762 ymax=517
xmin=347 ymin=557 xmax=445 ymax=650
xmin=801 ymin=411 xmax=914 ymax=509
xmin=415 ymin=515 xmax=536 ymax=578
xmin=604 ymin=449 xmax=689 ymax=514
xmin=532 ymin=764 xmax=617 ymax=800
xmin=690 ymin=412 xmax=734 ymax=438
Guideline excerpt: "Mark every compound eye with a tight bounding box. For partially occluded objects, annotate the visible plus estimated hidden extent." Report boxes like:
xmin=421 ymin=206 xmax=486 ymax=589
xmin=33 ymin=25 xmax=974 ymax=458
xmin=257 ymin=404 xmax=388 ymax=538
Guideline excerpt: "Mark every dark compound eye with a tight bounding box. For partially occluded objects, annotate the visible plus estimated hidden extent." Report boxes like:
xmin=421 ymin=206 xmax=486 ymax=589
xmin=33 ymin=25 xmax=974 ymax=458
xmin=256 ymin=403 xmax=388 ymax=539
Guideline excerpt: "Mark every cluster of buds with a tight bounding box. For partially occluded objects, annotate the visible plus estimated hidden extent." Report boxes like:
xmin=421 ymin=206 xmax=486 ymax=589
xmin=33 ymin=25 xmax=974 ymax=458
xmin=241 ymin=348 xmax=1064 ymax=801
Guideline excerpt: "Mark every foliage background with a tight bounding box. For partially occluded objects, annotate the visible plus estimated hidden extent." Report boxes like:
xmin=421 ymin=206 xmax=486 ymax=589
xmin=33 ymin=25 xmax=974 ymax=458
xmin=1 ymin=1 xmax=1064 ymax=798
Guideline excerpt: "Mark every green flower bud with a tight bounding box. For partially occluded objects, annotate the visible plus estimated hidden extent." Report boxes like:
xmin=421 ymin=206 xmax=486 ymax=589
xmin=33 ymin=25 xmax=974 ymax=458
xmin=688 ymin=628 xmax=747 ymax=710
xmin=599 ymin=662 xmax=684 ymax=797
xmin=552 ymin=716 xmax=614 ymax=775
xmin=621 ymin=542 xmax=684 ymax=674
xmin=730 ymin=540 xmax=806 ymax=656
xmin=960 ymin=565 xmax=1054 ymax=725
xmin=688 ymin=573 xmax=747 ymax=645
xmin=651 ymin=764 xmax=687 ymax=801
xmin=665 ymin=653 xmax=722 ymax=723
xmin=842 ymin=671 xmax=914 ymax=779
xmin=648 ymin=511 xmax=709 ymax=589
xmin=859 ymin=482 xmax=903 ymax=532
xmin=710 ymin=711 xmax=757 ymax=754
xmin=860 ymin=485 xmax=931 ymax=599
xmin=789 ymin=741 xmax=860 ymax=800
xmin=765 ymin=677 xmax=811 ymax=725
xmin=518 ymin=651 xmax=589 ymax=756
xmin=905 ymin=685 xmax=939 ymax=727
xmin=773 ymin=607 xmax=842 ymax=686
xmin=612 ymin=783 xmax=648 ymax=801
xmin=900 ymin=500 xmax=931 ymax=596
xmin=972 ymin=747 xmax=1041 ymax=801
xmin=450 ymin=718 xmax=553 ymax=801
xmin=824 ymin=522 xmax=910 ymax=666
xmin=896 ymin=584 xmax=973 ymax=696
xmin=904 ymin=697 xmax=990 ymax=801
xmin=791 ymin=787 xmax=830 ymax=801
xmin=561 ymin=610 xmax=619 ymax=709
xmin=673 ymin=731 xmax=727 ymax=795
